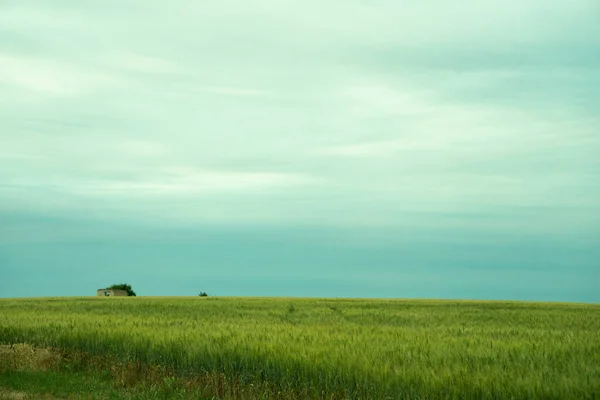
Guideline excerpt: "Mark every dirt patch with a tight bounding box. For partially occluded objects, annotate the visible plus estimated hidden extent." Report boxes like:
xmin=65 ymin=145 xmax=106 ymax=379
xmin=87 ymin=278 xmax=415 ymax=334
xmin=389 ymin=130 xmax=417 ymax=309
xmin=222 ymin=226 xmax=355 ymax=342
xmin=0 ymin=344 xmax=61 ymax=372
xmin=0 ymin=388 xmax=66 ymax=400
xmin=0 ymin=388 xmax=28 ymax=400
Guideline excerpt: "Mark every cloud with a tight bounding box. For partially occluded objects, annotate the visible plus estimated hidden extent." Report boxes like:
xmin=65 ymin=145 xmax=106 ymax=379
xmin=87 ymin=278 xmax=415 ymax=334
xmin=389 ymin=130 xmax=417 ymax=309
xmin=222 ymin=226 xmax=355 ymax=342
xmin=0 ymin=54 xmax=118 ymax=96
xmin=0 ymin=0 xmax=598 ymax=234
xmin=103 ymin=52 xmax=182 ymax=75
xmin=200 ymin=87 xmax=273 ymax=97
xmin=63 ymin=169 xmax=318 ymax=198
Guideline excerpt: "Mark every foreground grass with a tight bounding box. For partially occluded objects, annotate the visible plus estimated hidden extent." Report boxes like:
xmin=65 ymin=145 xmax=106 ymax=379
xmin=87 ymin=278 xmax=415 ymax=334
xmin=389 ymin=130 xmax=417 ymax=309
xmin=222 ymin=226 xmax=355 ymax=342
xmin=1 ymin=368 xmax=122 ymax=399
xmin=0 ymin=368 xmax=216 ymax=400
xmin=0 ymin=297 xmax=599 ymax=399
xmin=0 ymin=343 xmax=215 ymax=399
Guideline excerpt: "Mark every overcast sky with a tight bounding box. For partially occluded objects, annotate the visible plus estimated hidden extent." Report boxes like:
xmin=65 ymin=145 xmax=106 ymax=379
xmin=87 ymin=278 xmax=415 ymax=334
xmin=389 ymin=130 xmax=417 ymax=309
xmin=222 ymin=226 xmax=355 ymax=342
xmin=1 ymin=1 xmax=599 ymax=301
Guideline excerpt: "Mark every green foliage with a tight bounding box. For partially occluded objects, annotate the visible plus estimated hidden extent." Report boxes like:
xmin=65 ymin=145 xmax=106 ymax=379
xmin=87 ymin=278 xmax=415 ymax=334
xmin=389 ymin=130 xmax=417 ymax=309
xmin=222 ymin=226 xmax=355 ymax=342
xmin=0 ymin=297 xmax=599 ymax=399
xmin=198 ymin=292 xmax=208 ymax=297
xmin=107 ymin=283 xmax=136 ymax=297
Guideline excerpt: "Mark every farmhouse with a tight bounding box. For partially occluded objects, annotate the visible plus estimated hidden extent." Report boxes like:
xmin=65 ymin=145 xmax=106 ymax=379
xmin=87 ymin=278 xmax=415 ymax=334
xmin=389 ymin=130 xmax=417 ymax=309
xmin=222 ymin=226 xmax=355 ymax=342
xmin=97 ymin=289 xmax=128 ymax=297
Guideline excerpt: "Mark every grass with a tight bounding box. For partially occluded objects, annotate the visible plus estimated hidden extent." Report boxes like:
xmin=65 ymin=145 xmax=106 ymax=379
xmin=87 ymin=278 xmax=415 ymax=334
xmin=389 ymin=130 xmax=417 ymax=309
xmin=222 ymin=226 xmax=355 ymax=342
xmin=0 ymin=368 xmax=216 ymax=399
xmin=0 ymin=297 xmax=599 ymax=399
xmin=0 ymin=343 xmax=212 ymax=399
xmin=1 ymin=368 xmax=119 ymax=399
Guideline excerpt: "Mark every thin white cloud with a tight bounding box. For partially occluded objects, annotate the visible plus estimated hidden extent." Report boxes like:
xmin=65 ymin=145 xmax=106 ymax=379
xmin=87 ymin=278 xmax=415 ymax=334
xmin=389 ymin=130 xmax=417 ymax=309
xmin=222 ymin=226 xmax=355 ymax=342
xmin=105 ymin=52 xmax=182 ymax=75
xmin=200 ymin=86 xmax=273 ymax=97
xmin=0 ymin=53 xmax=119 ymax=96
xmin=317 ymin=140 xmax=401 ymax=157
xmin=0 ymin=6 xmax=89 ymax=31
xmin=4 ymin=169 xmax=318 ymax=199
xmin=344 ymin=84 xmax=436 ymax=117
xmin=109 ymin=140 xmax=169 ymax=158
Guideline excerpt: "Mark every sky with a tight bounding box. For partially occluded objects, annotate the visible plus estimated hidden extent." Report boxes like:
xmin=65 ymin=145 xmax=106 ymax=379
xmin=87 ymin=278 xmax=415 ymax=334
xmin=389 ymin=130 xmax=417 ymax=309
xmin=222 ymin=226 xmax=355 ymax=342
xmin=1 ymin=0 xmax=599 ymax=301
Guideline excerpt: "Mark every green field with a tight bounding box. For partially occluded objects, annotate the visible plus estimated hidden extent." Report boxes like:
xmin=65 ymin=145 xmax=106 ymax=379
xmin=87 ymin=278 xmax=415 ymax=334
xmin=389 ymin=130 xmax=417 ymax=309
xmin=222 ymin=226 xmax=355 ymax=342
xmin=1 ymin=297 xmax=599 ymax=399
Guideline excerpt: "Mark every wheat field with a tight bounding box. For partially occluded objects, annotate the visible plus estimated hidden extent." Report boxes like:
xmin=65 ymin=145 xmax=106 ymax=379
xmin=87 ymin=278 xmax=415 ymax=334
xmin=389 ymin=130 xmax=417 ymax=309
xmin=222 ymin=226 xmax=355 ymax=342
xmin=0 ymin=297 xmax=599 ymax=399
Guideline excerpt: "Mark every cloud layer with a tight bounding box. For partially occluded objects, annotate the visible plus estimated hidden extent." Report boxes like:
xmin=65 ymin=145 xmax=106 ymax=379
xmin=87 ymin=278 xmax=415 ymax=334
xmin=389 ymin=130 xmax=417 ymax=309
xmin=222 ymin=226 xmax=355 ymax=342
xmin=1 ymin=0 xmax=599 ymax=234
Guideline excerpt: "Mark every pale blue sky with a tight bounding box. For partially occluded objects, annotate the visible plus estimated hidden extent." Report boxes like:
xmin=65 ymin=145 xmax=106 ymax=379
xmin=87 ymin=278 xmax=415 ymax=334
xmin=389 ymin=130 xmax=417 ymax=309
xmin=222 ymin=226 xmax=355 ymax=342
xmin=1 ymin=1 xmax=599 ymax=301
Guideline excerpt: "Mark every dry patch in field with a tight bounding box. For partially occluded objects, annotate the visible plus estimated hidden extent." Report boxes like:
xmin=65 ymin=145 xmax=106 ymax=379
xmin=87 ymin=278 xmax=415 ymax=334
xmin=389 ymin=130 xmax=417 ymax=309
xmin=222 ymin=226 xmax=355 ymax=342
xmin=0 ymin=388 xmax=28 ymax=400
xmin=0 ymin=388 xmax=66 ymax=400
xmin=0 ymin=344 xmax=61 ymax=372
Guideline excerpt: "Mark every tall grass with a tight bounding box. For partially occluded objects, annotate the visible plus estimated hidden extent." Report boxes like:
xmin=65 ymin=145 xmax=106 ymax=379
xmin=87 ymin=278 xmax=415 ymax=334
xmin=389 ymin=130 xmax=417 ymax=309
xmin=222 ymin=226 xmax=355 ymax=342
xmin=1 ymin=297 xmax=599 ymax=399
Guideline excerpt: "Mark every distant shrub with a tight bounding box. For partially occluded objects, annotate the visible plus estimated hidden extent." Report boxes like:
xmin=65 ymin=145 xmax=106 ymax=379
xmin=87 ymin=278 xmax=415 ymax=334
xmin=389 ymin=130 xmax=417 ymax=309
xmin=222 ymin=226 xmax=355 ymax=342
xmin=198 ymin=292 xmax=208 ymax=297
xmin=107 ymin=283 xmax=136 ymax=296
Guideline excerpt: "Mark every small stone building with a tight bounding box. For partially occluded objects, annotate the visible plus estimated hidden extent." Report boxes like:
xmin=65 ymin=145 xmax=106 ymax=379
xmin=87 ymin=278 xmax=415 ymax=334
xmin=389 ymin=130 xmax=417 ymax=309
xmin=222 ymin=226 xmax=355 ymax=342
xmin=97 ymin=289 xmax=128 ymax=297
